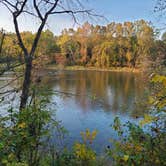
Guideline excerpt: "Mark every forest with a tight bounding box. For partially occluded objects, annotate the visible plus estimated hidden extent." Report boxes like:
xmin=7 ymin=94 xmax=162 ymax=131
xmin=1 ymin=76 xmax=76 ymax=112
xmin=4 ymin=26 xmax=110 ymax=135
xmin=1 ymin=20 xmax=166 ymax=71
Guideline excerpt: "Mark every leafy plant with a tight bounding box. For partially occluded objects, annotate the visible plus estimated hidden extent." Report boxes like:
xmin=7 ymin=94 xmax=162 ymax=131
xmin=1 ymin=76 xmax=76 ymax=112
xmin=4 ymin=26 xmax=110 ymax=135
xmin=108 ymin=75 xmax=166 ymax=166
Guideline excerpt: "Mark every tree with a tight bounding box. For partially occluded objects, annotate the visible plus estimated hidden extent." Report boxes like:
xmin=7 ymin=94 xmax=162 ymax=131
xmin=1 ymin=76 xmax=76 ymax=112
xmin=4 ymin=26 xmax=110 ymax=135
xmin=162 ymin=32 xmax=166 ymax=42
xmin=36 ymin=30 xmax=59 ymax=56
xmin=0 ymin=29 xmax=6 ymax=55
xmin=0 ymin=0 xmax=97 ymax=110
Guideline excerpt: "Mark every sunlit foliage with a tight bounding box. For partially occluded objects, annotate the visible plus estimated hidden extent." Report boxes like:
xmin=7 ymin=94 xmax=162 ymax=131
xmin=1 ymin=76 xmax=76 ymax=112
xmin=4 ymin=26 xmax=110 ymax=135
xmin=1 ymin=20 xmax=165 ymax=70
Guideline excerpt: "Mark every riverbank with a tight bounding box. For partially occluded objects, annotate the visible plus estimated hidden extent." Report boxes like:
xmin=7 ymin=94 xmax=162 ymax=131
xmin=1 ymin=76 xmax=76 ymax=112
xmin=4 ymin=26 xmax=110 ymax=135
xmin=47 ymin=65 xmax=140 ymax=73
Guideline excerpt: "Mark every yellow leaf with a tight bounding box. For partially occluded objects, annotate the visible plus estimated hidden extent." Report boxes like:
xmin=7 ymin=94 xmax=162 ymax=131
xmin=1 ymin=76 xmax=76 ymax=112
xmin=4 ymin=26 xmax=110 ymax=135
xmin=139 ymin=114 xmax=154 ymax=127
xmin=18 ymin=122 xmax=26 ymax=128
xmin=123 ymin=155 xmax=129 ymax=161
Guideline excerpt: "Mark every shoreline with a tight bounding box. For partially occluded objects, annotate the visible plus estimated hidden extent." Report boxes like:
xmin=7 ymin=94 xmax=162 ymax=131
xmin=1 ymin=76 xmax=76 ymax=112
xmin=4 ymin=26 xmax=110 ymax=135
xmin=46 ymin=65 xmax=141 ymax=73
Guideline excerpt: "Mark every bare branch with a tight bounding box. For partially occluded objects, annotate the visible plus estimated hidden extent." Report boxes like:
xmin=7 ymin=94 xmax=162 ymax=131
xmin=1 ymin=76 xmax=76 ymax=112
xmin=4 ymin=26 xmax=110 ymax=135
xmin=13 ymin=0 xmax=28 ymax=17
xmin=45 ymin=0 xmax=59 ymax=17
xmin=0 ymin=89 xmax=18 ymax=95
xmin=30 ymin=20 xmax=46 ymax=55
xmin=0 ymin=74 xmax=23 ymax=90
xmin=0 ymin=62 xmax=24 ymax=76
xmin=1 ymin=0 xmax=17 ymax=11
xmin=50 ymin=9 xmax=92 ymax=15
xmin=34 ymin=0 xmax=44 ymax=21
xmin=13 ymin=16 xmax=28 ymax=56
xmin=22 ymin=10 xmax=38 ymax=18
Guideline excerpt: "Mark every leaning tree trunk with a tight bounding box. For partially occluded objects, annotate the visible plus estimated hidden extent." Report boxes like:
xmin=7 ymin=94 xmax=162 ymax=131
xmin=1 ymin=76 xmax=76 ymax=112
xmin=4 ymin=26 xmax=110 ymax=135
xmin=0 ymin=31 xmax=5 ymax=55
xmin=20 ymin=56 xmax=32 ymax=110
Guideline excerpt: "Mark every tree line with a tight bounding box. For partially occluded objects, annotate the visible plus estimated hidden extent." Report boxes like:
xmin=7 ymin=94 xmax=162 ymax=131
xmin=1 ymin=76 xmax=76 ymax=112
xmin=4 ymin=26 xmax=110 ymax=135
xmin=0 ymin=20 xmax=166 ymax=69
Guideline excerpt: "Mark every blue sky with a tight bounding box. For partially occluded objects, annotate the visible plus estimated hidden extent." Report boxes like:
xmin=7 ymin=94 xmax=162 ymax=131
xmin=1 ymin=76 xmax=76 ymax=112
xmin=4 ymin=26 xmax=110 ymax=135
xmin=0 ymin=0 xmax=163 ymax=35
xmin=93 ymin=0 xmax=156 ymax=22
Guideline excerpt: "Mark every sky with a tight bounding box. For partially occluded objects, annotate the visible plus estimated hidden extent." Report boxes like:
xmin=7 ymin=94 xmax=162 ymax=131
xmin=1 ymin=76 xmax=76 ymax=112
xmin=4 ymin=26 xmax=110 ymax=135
xmin=0 ymin=0 xmax=164 ymax=35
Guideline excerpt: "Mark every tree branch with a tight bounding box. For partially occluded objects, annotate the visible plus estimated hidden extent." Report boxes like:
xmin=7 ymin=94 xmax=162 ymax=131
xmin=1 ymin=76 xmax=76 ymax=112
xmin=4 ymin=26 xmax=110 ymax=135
xmin=14 ymin=0 xmax=27 ymax=17
xmin=30 ymin=19 xmax=47 ymax=56
xmin=13 ymin=16 xmax=28 ymax=57
xmin=45 ymin=0 xmax=59 ymax=17
xmin=50 ymin=9 xmax=92 ymax=15
xmin=1 ymin=0 xmax=17 ymax=11
xmin=34 ymin=0 xmax=44 ymax=21
xmin=0 ymin=62 xmax=24 ymax=76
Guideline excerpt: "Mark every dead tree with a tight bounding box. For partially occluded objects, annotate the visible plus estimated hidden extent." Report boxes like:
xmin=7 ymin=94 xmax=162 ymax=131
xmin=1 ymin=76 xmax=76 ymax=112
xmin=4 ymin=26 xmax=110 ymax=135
xmin=0 ymin=0 xmax=98 ymax=110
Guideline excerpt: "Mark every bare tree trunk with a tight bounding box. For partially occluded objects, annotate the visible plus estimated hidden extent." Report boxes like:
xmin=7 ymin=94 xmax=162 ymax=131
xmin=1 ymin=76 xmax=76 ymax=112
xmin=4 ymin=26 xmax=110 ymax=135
xmin=0 ymin=30 xmax=5 ymax=55
xmin=20 ymin=56 xmax=32 ymax=110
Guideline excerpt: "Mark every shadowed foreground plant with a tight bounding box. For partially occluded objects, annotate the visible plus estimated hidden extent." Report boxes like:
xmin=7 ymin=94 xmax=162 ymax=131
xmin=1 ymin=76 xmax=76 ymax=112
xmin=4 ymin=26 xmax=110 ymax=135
xmin=107 ymin=75 xmax=166 ymax=166
xmin=0 ymin=103 xmax=52 ymax=166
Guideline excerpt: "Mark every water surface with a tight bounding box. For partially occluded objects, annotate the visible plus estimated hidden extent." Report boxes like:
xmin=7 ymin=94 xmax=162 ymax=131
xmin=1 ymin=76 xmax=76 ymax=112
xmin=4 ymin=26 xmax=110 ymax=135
xmin=0 ymin=70 xmax=149 ymax=152
xmin=42 ymin=70 xmax=148 ymax=152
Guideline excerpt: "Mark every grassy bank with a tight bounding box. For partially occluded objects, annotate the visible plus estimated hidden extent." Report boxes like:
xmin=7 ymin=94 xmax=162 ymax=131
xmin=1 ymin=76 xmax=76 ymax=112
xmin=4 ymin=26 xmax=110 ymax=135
xmin=47 ymin=65 xmax=140 ymax=73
